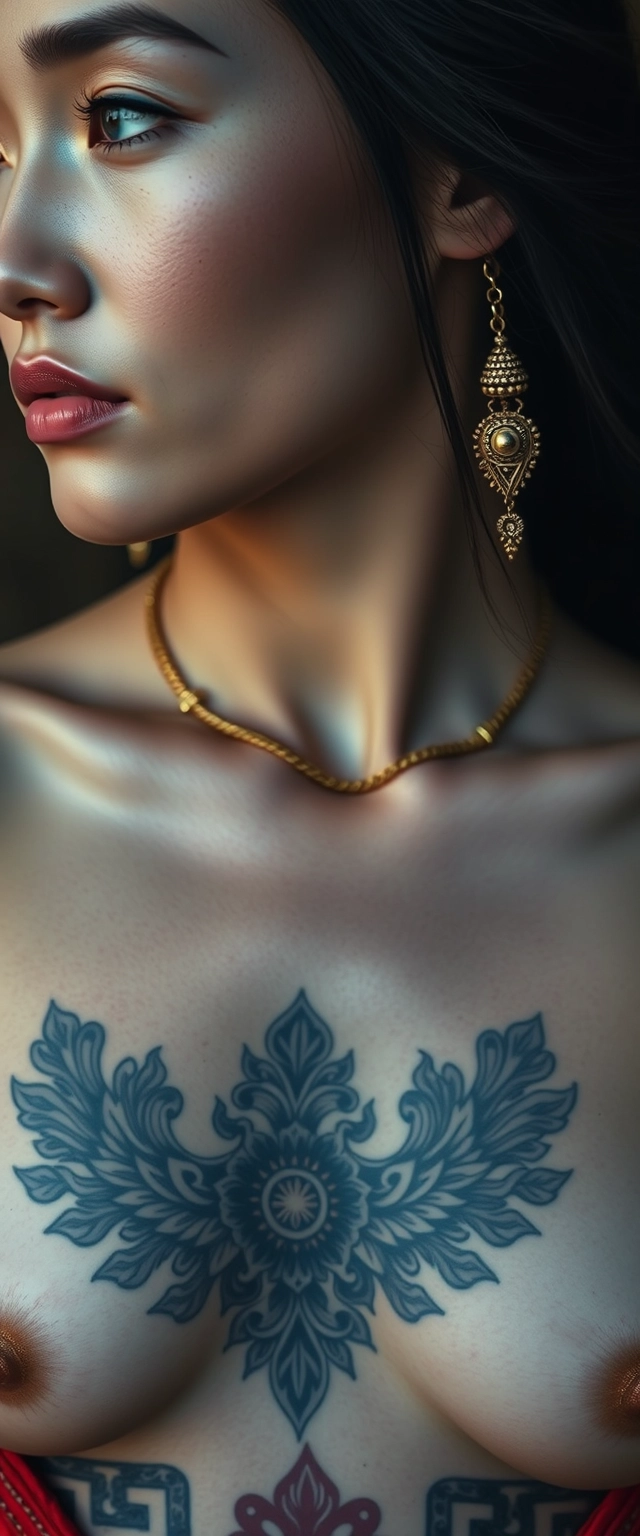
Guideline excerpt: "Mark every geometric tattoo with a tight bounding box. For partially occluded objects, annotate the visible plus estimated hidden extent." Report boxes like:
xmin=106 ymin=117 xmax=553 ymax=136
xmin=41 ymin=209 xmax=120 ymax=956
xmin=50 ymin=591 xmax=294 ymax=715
xmin=28 ymin=1451 xmax=606 ymax=1536
xmin=28 ymin=1454 xmax=192 ymax=1535
xmin=12 ymin=991 xmax=577 ymax=1437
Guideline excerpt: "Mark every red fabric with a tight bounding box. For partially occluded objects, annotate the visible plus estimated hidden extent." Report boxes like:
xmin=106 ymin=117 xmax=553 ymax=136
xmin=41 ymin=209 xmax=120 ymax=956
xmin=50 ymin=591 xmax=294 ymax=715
xmin=0 ymin=1450 xmax=82 ymax=1536
xmin=0 ymin=1447 xmax=638 ymax=1536
xmin=576 ymin=1487 xmax=640 ymax=1536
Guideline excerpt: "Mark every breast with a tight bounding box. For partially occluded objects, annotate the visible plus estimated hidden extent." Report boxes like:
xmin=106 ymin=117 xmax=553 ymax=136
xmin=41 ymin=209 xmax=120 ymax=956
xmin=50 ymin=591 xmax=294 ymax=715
xmin=0 ymin=687 xmax=639 ymax=1489
xmin=0 ymin=981 xmax=639 ymax=1490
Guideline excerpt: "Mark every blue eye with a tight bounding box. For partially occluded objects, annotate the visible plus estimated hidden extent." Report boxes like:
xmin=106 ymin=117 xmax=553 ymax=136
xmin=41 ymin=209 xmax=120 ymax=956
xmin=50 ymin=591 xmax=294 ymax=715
xmin=73 ymin=91 xmax=182 ymax=154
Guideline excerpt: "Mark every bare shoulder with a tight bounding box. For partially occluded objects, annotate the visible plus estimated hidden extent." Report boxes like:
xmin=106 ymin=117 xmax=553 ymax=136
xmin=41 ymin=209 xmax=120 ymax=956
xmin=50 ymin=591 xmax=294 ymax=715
xmin=521 ymin=600 xmax=640 ymax=748
xmin=0 ymin=574 xmax=172 ymax=843
xmin=0 ymin=572 xmax=180 ymax=865
xmin=1 ymin=581 xmax=639 ymax=735
xmin=0 ymin=570 xmax=168 ymax=709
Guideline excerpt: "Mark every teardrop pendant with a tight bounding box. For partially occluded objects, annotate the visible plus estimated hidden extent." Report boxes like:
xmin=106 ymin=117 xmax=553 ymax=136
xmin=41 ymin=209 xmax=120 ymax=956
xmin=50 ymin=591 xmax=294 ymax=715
xmin=472 ymin=262 xmax=541 ymax=560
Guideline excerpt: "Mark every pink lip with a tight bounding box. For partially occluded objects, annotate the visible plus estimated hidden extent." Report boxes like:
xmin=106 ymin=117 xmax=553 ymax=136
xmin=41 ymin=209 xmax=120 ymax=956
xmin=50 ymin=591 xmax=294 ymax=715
xmin=25 ymin=395 xmax=129 ymax=444
xmin=10 ymin=354 xmax=128 ymax=405
xmin=9 ymin=357 xmax=130 ymax=444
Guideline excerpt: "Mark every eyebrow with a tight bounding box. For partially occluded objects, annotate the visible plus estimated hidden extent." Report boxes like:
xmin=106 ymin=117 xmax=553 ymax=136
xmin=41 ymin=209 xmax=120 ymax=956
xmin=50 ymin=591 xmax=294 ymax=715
xmin=19 ymin=3 xmax=227 ymax=72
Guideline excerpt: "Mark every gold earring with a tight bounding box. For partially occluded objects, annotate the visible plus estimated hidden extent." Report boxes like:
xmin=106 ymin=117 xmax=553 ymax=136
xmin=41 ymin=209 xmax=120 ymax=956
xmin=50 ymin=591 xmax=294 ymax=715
xmin=127 ymin=541 xmax=152 ymax=569
xmin=472 ymin=256 xmax=541 ymax=560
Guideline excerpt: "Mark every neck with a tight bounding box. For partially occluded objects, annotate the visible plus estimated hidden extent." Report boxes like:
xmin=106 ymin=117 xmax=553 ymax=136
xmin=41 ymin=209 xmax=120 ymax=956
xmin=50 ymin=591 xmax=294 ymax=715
xmin=162 ymin=260 xmax=539 ymax=780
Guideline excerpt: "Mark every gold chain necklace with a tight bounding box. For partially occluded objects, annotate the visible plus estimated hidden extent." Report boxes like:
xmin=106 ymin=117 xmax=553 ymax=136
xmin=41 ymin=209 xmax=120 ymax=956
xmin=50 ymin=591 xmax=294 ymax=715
xmin=145 ymin=554 xmax=552 ymax=794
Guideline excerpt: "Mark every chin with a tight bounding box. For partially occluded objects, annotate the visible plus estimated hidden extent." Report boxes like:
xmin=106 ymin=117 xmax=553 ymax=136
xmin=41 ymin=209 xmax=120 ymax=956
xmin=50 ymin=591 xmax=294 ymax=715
xmin=54 ymin=512 xmax=147 ymax=549
xmin=45 ymin=450 xmax=222 ymax=546
xmin=49 ymin=484 xmax=166 ymax=550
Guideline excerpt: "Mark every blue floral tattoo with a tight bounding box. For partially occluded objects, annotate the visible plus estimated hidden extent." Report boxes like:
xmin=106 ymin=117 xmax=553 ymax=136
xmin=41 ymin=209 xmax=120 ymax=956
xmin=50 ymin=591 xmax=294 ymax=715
xmin=12 ymin=992 xmax=577 ymax=1437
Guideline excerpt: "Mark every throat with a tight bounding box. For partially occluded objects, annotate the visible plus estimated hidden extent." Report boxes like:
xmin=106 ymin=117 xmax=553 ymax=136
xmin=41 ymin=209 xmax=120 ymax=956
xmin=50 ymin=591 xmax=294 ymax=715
xmin=155 ymin=466 xmax=541 ymax=784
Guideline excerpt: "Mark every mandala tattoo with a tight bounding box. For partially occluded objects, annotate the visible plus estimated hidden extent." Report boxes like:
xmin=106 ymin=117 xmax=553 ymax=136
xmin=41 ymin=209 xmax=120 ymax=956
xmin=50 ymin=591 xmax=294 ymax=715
xmin=12 ymin=992 xmax=577 ymax=1437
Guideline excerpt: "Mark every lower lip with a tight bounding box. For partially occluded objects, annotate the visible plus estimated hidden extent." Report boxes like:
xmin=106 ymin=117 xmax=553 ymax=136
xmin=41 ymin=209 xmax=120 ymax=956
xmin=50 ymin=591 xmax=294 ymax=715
xmin=25 ymin=395 xmax=129 ymax=444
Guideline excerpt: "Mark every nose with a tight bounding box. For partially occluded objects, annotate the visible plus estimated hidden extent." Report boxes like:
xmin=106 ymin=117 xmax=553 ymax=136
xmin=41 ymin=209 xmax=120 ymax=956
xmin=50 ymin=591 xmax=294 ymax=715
xmin=0 ymin=170 xmax=92 ymax=322
xmin=0 ymin=250 xmax=92 ymax=323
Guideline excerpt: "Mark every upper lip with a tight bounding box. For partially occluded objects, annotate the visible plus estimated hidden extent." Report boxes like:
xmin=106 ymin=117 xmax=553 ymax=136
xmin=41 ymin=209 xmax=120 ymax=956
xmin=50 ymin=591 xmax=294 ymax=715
xmin=10 ymin=356 xmax=128 ymax=408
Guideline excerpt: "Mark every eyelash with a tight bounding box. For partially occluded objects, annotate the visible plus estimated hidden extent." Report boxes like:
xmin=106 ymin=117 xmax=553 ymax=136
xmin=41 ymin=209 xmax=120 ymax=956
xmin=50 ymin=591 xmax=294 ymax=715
xmin=72 ymin=87 xmax=182 ymax=155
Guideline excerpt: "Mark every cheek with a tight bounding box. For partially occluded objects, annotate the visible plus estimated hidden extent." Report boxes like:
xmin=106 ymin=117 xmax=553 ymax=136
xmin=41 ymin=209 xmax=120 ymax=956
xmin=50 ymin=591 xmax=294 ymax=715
xmin=51 ymin=101 xmax=418 ymax=543
xmin=107 ymin=109 xmax=379 ymax=402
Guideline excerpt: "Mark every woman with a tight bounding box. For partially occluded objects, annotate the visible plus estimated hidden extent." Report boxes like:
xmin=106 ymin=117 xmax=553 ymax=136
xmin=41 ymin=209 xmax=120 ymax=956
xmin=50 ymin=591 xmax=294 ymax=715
xmin=0 ymin=0 xmax=639 ymax=1532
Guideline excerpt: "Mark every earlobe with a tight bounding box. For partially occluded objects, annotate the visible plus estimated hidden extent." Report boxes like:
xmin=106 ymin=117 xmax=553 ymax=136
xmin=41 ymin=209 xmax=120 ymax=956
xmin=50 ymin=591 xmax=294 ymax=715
xmin=428 ymin=163 xmax=517 ymax=262
xmin=438 ymin=194 xmax=517 ymax=262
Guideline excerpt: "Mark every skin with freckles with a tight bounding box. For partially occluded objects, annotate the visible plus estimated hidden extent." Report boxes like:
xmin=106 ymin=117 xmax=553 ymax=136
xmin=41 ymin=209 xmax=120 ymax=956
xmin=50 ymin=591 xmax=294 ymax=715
xmin=0 ymin=0 xmax=536 ymax=779
xmin=0 ymin=1 xmax=639 ymax=1531
xmin=0 ymin=0 xmax=639 ymax=764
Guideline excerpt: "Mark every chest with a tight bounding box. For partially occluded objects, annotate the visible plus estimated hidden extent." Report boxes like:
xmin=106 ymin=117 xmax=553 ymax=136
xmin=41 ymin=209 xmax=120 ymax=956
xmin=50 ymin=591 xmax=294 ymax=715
xmin=0 ymin=763 xmax=639 ymax=1500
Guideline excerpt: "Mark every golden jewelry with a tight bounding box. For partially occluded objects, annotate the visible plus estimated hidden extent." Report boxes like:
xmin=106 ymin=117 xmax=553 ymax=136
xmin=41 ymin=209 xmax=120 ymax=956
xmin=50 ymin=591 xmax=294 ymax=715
xmin=473 ymin=256 xmax=541 ymax=561
xmin=145 ymin=555 xmax=552 ymax=794
xmin=128 ymin=541 xmax=152 ymax=569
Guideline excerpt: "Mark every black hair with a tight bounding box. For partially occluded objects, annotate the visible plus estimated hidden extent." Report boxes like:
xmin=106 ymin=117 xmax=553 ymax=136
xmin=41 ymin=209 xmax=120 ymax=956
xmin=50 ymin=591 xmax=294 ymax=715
xmin=265 ymin=0 xmax=640 ymax=656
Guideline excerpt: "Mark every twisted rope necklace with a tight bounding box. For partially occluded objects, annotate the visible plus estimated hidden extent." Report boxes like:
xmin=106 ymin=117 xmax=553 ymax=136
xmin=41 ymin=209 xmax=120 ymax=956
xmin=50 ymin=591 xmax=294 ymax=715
xmin=145 ymin=554 xmax=551 ymax=794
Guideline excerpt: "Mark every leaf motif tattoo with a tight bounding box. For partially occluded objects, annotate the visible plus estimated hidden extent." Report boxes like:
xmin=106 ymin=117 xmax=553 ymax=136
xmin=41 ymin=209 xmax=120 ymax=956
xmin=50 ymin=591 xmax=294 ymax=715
xmin=229 ymin=1444 xmax=383 ymax=1536
xmin=11 ymin=992 xmax=577 ymax=1437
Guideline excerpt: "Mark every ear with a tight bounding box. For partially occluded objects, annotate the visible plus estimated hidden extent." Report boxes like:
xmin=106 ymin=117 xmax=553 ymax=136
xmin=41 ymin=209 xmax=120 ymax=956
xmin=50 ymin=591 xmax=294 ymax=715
xmin=427 ymin=161 xmax=516 ymax=261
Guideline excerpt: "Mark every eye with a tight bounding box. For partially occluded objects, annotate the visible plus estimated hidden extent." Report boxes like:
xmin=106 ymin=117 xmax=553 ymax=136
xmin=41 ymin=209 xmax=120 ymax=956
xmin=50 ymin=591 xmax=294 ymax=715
xmin=72 ymin=90 xmax=182 ymax=155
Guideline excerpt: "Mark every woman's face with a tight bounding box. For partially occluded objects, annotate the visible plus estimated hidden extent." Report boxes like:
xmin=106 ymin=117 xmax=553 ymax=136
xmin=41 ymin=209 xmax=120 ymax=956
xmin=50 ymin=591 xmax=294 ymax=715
xmin=0 ymin=0 xmax=428 ymax=545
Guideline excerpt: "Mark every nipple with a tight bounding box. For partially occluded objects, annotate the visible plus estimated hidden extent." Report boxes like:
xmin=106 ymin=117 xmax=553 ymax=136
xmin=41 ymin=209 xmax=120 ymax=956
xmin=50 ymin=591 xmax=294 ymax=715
xmin=0 ymin=1333 xmax=29 ymax=1393
xmin=0 ymin=1317 xmax=52 ymax=1411
xmin=613 ymin=1363 xmax=640 ymax=1428
xmin=593 ymin=1340 xmax=640 ymax=1438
